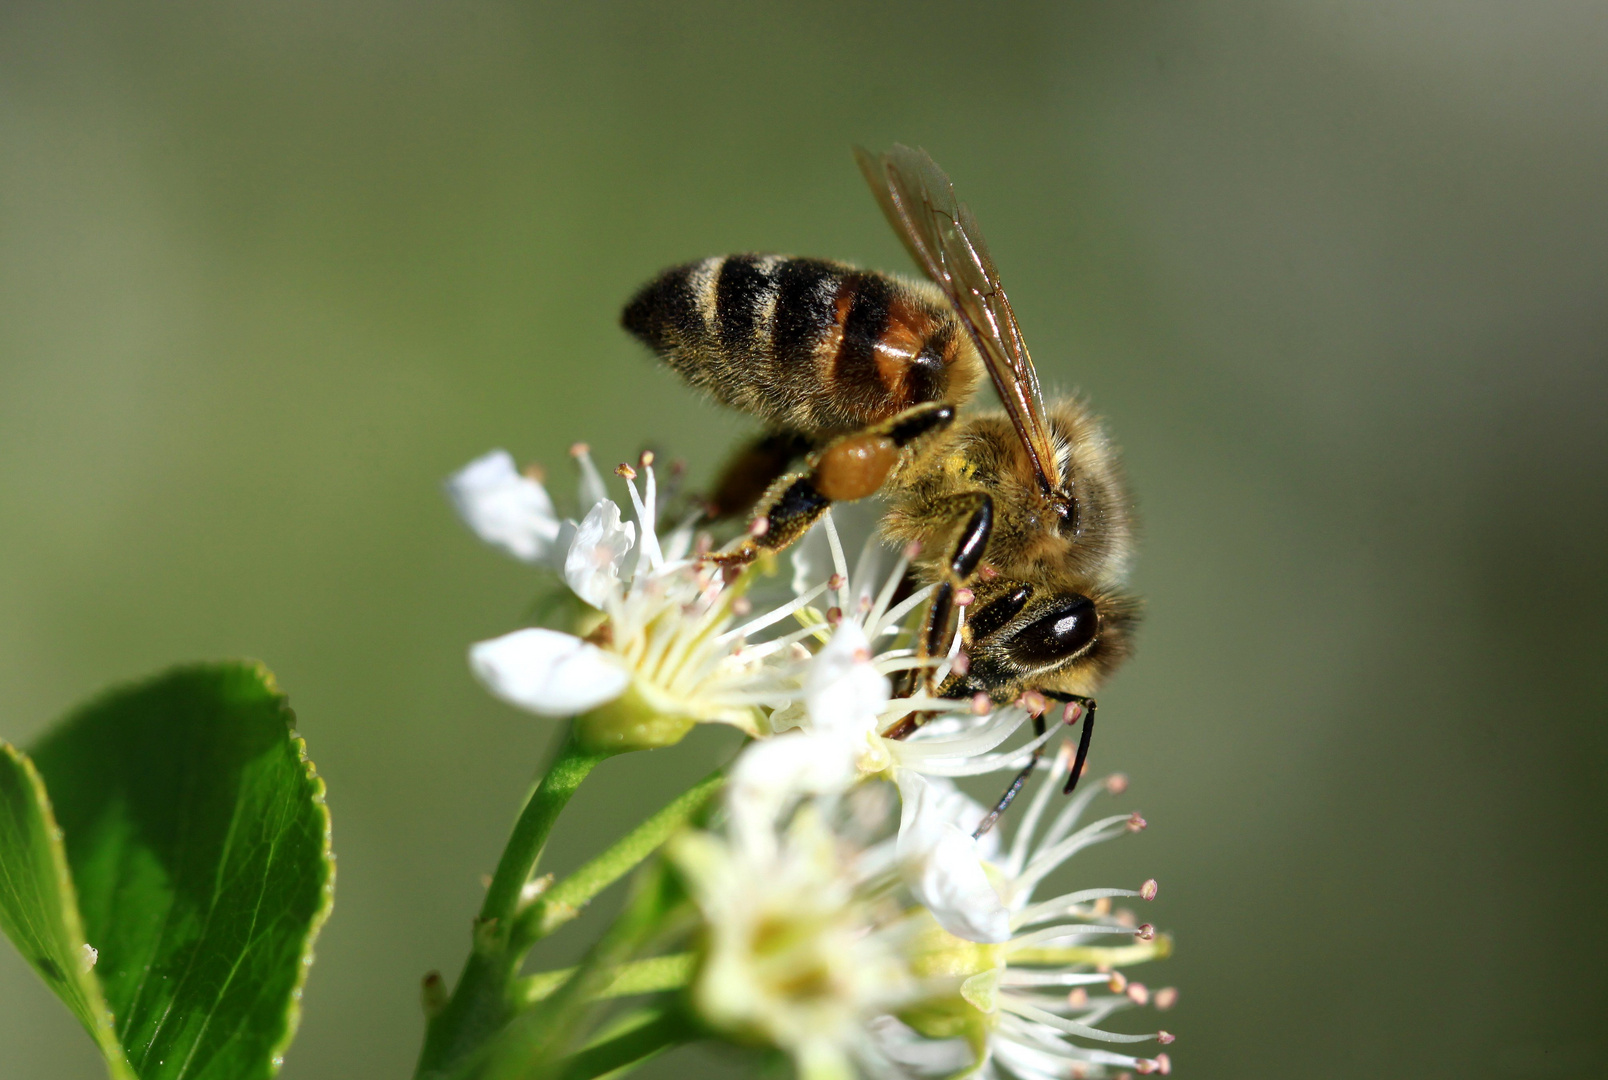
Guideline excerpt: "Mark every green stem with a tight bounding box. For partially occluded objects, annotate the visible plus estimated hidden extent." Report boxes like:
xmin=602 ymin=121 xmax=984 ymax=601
xmin=513 ymin=767 xmax=724 ymax=947
xmin=552 ymin=1007 xmax=694 ymax=1080
xmin=481 ymin=862 xmax=684 ymax=1080
xmin=516 ymin=953 xmax=696 ymax=1008
xmin=415 ymin=731 xmax=609 ymax=1080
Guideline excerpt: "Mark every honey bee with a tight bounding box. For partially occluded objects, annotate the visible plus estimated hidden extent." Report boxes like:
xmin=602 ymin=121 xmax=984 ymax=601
xmin=623 ymin=146 xmax=1138 ymax=818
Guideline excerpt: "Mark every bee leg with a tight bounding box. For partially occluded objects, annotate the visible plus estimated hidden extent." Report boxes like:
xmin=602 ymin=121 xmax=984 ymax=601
xmin=918 ymin=492 xmax=995 ymax=694
xmin=972 ymin=710 xmax=1047 ymax=839
xmin=1045 ymin=693 xmax=1098 ymax=795
xmin=711 ymin=402 xmax=958 ymax=564
xmin=702 ymin=430 xmax=813 ymax=521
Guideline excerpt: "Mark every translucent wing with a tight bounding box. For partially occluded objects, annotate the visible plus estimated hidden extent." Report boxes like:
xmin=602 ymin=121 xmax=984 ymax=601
xmin=855 ymin=144 xmax=1060 ymax=495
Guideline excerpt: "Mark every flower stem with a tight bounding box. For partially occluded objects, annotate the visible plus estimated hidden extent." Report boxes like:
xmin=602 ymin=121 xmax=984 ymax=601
xmin=415 ymin=730 xmax=609 ymax=1080
xmin=515 ymin=952 xmax=697 ymax=1008
xmin=512 ymin=766 xmax=724 ymax=947
xmin=480 ymin=860 xmax=685 ymax=1080
xmin=551 ymin=1006 xmax=695 ymax=1080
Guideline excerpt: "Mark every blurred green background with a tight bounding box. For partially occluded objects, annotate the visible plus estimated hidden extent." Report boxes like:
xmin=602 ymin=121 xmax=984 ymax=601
xmin=3 ymin=3 xmax=1605 ymax=1077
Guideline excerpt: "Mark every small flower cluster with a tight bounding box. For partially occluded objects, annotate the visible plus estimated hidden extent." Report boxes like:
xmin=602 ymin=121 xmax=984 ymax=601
xmin=448 ymin=446 xmax=1177 ymax=1078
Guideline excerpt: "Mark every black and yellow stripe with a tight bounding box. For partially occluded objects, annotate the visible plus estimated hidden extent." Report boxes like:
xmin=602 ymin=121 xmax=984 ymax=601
xmin=622 ymin=254 xmax=978 ymax=435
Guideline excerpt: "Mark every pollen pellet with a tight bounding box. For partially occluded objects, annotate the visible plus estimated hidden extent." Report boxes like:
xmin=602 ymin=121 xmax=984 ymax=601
xmin=813 ymin=434 xmax=899 ymax=501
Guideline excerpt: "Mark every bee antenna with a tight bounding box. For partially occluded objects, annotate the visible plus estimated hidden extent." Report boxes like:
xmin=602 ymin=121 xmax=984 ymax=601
xmin=1062 ymin=698 xmax=1097 ymax=795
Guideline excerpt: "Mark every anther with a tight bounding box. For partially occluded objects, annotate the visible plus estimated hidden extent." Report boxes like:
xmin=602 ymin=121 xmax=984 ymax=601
xmin=1153 ymin=987 xmax=1178 ymax=1011
xmin=1155 ymin=1052 xmax=1173 ymax=1074
xmin=1126 ymin=812 xmax=1148 ymax=832
xmin=970 ymin=692 xmax=991 ymax=716
xmin=1136 ymin=923 xmax=1156 ymax=941
xmin=1156 ymin=1032 xmax=1175 ymax=1046
xmin=1108 ymin=970 xmax=1128 ymax=993
xmin=1016 ymin=690 xmax=1048 ymax=717
xmin=1140 ymin=878 xmax=1159 ymax=901
xmin=1056 ymin=740 xmax=1076 ymax=768
xmin=1114 ymin=908 xmax=1137 ymax=928
xmin=951 ymin=651 xmax=970 ymax=676
xmin=954 ymin=587 xmax=975 ymax=606
xmin=1067 ymin=987 xmax=1089 ymax=1008
xmin=1105 ymin=773 xmax=1130 ymax=795
xmin=852 ymin=647 xmax=871 ymax=663
xmin=827 ymin=573 xmax=845 ymax=590
xmin=1070 ymin=1063 xmax=1091 ymax=1080
xmin=522 ymin=462 xmax=547 ymax=485
xmin=639 ymin=450 xmax=655 ymax=467
xmin=1062 ymin=700 xmax=1084 ymax=725
xmin=749 ymin=516 xmax=770 ymax=538
xmin=568 ymin=441 xmax=589 ymax=458
xmin=1127 ymin=982 xmax=1150 ymax=1005
xmin=732 ymin=597 xmax=753 ymax=616
xmin=615 ymin=463 xmax=637 ymax=480
xmin=694 ymin=534 xmax=713 ymax=556
xmin=903 ymin=540 xmax=923 ymax=559
xmin=670 ymin=459 xmax=686 ymax=477
xmin=1136 ymin=1061 xmax=1157 ymax=1075
xmin=826 ymin=607 xmax=843 ymax=626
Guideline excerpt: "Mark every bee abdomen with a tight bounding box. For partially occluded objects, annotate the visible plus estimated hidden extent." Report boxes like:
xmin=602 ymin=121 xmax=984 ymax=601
xmin=622 ymin=254 xmax=979 ymax=434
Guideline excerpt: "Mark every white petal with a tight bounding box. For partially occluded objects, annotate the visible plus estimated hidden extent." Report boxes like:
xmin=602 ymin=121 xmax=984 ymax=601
xmin=896 ymin=770 xmax=1011 ymax=943
xmin=445 ymin=450 xmax=562 ymax=563
xmin=726 ymin=732 xmax=860 ymax=859
xmin=469 ymin=628 xmax=628 ymax=717
xmin=804 ymin=621 xmax=890 ymax=737
xmin=563 ymin=499 xmax=636 ymax=607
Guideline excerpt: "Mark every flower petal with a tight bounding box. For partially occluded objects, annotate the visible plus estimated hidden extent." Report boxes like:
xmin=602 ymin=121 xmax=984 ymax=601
xmin=804 ymin=621 xmax=890 ymax=738
xmin=564 ymin=499 xmax=636 ymax=607
xmin=470 ymin=627 xmax=628 ymax=717
xmin=445 ymin=450 xmax=562 ymax=563
xmin=896 ymin=770 xmax=1011 ymax=943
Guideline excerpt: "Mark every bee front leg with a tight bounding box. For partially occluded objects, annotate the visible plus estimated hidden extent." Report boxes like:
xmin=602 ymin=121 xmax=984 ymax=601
xmin=709 ymin=402 xmax=956 ymax=564
xmin=917 ymin=491 xmax=995 ymax=692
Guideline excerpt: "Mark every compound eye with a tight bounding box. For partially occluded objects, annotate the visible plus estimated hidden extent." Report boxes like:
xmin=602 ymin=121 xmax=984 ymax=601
xmin=1008 ymin=594 xmax=1097 ymax=665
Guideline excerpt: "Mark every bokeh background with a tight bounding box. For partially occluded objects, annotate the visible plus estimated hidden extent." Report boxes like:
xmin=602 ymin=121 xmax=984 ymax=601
xmin=3 ymin=3 xmax=1606 ymax=1078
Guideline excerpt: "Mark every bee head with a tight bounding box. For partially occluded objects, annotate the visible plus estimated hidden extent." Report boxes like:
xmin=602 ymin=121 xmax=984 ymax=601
xmin=958 ymin=577 xmax=1141 ymax=699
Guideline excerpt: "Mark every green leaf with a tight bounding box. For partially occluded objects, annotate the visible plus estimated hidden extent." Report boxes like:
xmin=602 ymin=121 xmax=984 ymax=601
xmin=0 ymin=662 xmax=335 ymax=1080
xmin=0 ymin=742 xmax=132 ymax=1077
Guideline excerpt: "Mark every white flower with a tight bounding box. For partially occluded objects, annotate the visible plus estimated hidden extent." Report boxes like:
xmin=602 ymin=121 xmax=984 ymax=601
xmin=445 ymin=449 xmax=568 ymax=565
xmin=895 ymin=770 xmax=1011 ymax=944
xmin=468 ymin=627 xmax=627 ymax=717
xmin=561 ymin=498 xmax=634 ymax=608
xmin=671 ymin=739 xmax=920 ymax=1080
xmin=763 ymin=512 xmax=1064 ymax=832
xmin=466 ymin=452 xmax=795 ymax=750
xmin=879 ymin=747 xmax=1176 ymax=1079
